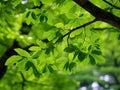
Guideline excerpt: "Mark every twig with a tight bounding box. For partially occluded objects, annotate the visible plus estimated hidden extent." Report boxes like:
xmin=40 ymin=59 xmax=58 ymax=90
xmin=20 ymin=72 xmax=26 ymax=90
xmin=55 ymin=19 xmax=97 ymax=43
xmin=103 ymin=0 xmax=120 ymax=10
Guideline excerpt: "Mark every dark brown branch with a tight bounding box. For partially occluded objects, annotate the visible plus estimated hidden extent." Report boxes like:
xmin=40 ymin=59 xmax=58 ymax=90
xmin=55 ymin=19 xmax=97 ymax=43
xmin=103 ymin=0 xmax=120 ymax=10
xmin=73 ymin=0 xmax=120 ymax=29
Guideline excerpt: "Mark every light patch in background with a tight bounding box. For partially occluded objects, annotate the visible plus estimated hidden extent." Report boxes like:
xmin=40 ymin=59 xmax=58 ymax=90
xmin=21 ymin=0 xmax=28 ymax=4
xmin=78 ymin=86 xmax=87 ymax=90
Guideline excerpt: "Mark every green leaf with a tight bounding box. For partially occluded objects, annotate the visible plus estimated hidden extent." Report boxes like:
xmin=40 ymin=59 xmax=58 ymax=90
xmin=5 ymin=55 xmax=22 ymax=65
xmin=69 ymin=62 xmax=76 ymax=71
xmin=26 ymin=11 xmax=31 ymax=18
xmin=55 ymin=0 xmax=65 ymax=5
xmin=47 ymin=64 xmax=54 ymax=73
xmin=91 ymin=50 xmax=102 ymax=55
xmin=42 ymin=65 xmax=47 ymax=73
xmin=31 ymin=63 xmax=40 ymax=77
xmin=14 ymin=48 xmax=31 ymax=58
xmin=88 ymin=45 xmax=92 ymax=51
xmin=29 ymin=46 xmax=40 ymax=51
xmin=40 ymin=15 xmax=48 ymax=23
xmin=31 ymin=12 xmax=37 ymax=20
xmin=33 ymin=0 xmax=40 ymax=6
xmin=118 ymin=34 xmax=120 ymax=40
xmin=73 ymin=51 xmax=78 ymax=60
xmin=78 ymin=51 xmax=87 ymax=62
xmin=32 ymin=50 xmax=41 ymax=59
xmin=45 ymin=48 xmax=51 ymax=54
xmin=25 ymin=61 xmax=32 ymax=71
xmin=63 ymin=61 xmax=69 ymax=71
xmin=89 ymin=55 xmax=96 ymax=65
xmin=64 ymin=44 xmax=77 ymax=53
xmin=95 ymin=44 xmax=100 ymax=49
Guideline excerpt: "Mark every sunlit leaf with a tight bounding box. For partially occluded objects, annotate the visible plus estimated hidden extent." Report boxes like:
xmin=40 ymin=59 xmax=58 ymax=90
xmin=14 ymin=48 xmax=31 ymax=58
xmin=29 ymin=46 xmax=40 ymax=51
xmin=5 ymin=55 xmax=22 ymax=65
xmin=32 ymin=50 xmax=41 ymax=59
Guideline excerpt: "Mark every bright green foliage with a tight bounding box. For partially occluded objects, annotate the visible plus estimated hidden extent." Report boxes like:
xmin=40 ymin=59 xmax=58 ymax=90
xmin=0 ymin=0 xmax=120 ymax=90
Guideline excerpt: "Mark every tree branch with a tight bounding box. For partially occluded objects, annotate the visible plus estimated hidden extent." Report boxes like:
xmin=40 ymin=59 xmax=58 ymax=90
xmin=55 ymin=19 xmax=97 ymax=43
xmin=73 ymin=0 xmax=120 ymax=29
xmin=103 ymin=0 xmax=120 ymax=10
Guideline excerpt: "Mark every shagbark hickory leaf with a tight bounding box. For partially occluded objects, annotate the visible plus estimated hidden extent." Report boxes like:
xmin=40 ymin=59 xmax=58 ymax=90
xmin=14 ymin=48 xmax=31 ymax=58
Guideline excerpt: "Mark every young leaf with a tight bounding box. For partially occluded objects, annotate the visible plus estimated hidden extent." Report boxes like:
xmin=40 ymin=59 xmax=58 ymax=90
xmin=5 ymin=55 xmax=22 ymax=65
xmin=14 ymin=48 xmax=31 ymax=58
xmin=91 ymin=50 xmax=102 ymax=55
xmin=89 ymin=55 xmax=96 ymax=65
xmin=78 ymin=51 xmax=87 ymax=62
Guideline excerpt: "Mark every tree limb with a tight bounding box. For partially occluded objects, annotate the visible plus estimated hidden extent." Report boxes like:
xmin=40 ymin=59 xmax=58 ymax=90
xmin=103 ymin=0 xmax=120 ymax=10
xmin=55 ymin=19 xmax=97 ymax=43
xmin=73 ymin=0 xmax=120 ymax=29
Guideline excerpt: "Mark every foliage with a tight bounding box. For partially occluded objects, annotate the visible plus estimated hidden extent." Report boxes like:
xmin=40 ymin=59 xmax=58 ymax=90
xmin=0 ymin=0 xmax=120 ymax=90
